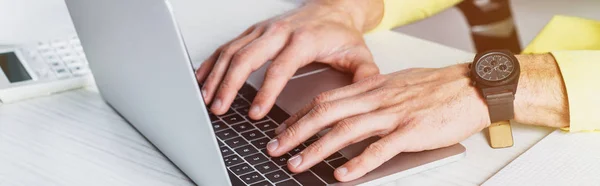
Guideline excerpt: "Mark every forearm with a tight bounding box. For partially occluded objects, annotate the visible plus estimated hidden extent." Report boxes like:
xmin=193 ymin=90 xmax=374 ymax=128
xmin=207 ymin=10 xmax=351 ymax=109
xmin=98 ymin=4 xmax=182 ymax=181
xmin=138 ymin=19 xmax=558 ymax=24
xmin=513 ymin=54 xmax=570 ymax=128
xmin=307 ymin=0 xmax=384 ymax=32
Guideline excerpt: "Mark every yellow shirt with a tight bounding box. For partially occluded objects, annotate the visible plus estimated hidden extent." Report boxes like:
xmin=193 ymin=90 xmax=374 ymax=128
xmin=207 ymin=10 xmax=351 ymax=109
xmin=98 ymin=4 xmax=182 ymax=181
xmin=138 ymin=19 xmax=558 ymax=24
xmin=373 ymin=0 xmax=600 ymax=132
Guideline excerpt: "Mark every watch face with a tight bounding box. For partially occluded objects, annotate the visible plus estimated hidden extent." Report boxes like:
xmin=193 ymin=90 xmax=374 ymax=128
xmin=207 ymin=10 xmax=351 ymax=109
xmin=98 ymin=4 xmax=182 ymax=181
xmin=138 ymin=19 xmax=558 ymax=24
xmin=475 ymin=53 xmax=515 ymax=81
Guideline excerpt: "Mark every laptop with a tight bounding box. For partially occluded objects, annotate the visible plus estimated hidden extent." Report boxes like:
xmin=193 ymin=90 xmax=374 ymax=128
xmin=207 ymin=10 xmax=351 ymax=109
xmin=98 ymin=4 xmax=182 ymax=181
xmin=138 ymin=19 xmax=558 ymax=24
xmin=64 ymin=0 xmax=466 ymax=185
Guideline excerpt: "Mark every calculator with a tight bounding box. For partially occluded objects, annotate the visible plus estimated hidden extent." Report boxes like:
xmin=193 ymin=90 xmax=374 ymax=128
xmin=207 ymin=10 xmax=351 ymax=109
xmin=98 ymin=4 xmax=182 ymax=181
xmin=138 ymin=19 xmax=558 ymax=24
xmin=0 ymin=35 xmax=93 ymax=104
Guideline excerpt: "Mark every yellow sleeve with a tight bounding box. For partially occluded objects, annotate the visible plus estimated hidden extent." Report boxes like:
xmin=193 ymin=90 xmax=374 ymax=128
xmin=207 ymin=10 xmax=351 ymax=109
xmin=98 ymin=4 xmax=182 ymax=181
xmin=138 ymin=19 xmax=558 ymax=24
xmin=522 ymin=15 xmax=600 ymax=132
xmin=369 ymin=0 xmax=463 ymax=32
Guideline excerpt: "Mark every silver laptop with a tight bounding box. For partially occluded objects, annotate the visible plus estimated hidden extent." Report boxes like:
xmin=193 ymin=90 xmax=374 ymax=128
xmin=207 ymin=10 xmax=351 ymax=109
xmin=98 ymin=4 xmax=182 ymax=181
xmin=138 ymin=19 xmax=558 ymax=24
xmin=64 ymin=0 xmax=466 ymax=185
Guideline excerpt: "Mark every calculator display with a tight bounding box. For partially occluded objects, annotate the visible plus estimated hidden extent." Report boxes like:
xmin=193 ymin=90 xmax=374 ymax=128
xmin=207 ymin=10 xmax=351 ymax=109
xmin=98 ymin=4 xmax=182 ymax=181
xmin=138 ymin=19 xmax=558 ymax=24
xmin=0 ymin=52 xmax=32 ymax=83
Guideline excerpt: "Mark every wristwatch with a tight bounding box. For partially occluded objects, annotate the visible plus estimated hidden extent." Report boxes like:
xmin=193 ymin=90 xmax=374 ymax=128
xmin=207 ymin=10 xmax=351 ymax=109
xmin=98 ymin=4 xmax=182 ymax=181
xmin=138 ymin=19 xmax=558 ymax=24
xmin=469 ymin=50 xmax=520 ymax=148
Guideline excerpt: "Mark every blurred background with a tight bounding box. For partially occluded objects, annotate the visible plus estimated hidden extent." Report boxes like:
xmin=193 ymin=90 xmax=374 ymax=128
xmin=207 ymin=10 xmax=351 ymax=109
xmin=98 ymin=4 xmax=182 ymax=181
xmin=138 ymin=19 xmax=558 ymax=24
xmin=1 ymin=0 xmax=599 ymax=53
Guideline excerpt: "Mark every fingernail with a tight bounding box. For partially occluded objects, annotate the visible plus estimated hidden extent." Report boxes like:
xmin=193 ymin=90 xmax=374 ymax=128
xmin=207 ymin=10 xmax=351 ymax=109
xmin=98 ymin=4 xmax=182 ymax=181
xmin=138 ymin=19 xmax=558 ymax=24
xmin=275 ymin=123 xmax=287 ymax=134
xmin=335 ymin=167 xmax=348 ymax=177
xmin=267 ymin=139 xmax=279 ymax=152
xmin=201 ymin=89 xmax=207 ymax=97
xmin=288 ymin=154 xmax=302 ymax=168
xmin=211 ymin=99 xmax=222 ymax=111
xmin=249 ymin=105 xmax=261 ymax=116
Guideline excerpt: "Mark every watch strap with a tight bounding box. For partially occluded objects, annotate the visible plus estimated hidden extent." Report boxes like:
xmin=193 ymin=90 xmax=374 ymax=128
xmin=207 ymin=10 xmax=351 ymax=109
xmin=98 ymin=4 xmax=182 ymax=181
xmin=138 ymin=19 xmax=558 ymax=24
xmin=489 ymin=120 xmax=514 ymax=148
xmin=485 ymin=92 xmax=515 ymax=123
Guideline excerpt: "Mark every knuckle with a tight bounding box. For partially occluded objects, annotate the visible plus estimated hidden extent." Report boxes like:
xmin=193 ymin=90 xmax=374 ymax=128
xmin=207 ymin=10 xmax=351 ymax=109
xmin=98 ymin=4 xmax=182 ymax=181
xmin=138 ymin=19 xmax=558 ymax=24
xmin=231 ymin=51 xmax=252 ymax=67
xmin=312 ymin=93 xmax=330 ymax=105
xmin=292 ymin=28 xmax=315 ymax=42
xmin=307 ymin=141 xmax=326 ymax=155
xmin=221 ymin=46 xmax=237 ymax=57
xmin=282 ymin=124 xmax=300 ymax=140
xmin=311 ymin=103 xmax=332 ymax=117
xmin=219 ymin=80 xmax=233 ymax=91
xmin=366 ymin=142 xmax=386 ymax=159
xmin=335 ymin=119 xmax=356 ymax=134
xmin=358 ymin=74 xmax=385 ymax=87
xmin=267 ymin=21 xmax=290 ymax=33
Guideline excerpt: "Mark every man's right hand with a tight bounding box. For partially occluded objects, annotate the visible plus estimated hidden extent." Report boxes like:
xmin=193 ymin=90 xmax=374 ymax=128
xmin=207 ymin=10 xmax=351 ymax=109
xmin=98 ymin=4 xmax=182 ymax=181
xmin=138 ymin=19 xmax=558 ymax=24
xmin=195 ymin=0 xmax=384 ymax=119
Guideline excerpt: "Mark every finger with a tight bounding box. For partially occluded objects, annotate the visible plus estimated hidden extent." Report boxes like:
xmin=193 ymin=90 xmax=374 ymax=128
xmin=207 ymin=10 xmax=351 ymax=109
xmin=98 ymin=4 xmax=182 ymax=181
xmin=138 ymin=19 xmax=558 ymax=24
xmin=196 ymin=25 xmax=258 ymax=85
xmin=202 ymin=27 xmax=265 ymax=114
xmin=211 ymin=27 xmax=291 ymax=114
xmin=275 ymin=74 xmax=387 ymax=134
xmin=285 ymin=111 xmax=397 ymax=173
xmin=246 ymin=36 xmax=315 ymax=119
xmin=334 ymin=130 xmax=406 ymax=182
xmin=269 ymin=90 xmax=387 ymax=157
xmin=195 ymin=50 xmax=219 ymax=84
xmin=352 ymin=62 xmax=380 ymax=82
xmin=342 ymin=46 xmax=380 ymax=82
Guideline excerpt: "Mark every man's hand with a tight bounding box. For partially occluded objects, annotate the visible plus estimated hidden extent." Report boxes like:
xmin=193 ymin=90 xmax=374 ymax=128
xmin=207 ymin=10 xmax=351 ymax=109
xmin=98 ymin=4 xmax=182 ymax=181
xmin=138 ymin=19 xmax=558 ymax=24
xmin=268 ymin=64 xmax=491 ymax=181
xmin=267 ymin=54 xmax=569 ymax=182
xmin=196 ymin=0 xmax=384 ymax=119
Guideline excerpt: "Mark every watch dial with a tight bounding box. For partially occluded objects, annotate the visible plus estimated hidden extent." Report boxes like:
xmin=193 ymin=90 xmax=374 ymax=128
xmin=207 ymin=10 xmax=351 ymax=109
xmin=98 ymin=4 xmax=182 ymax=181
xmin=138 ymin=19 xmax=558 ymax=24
xmin=475 ymin=53 xmax=515 ymax=81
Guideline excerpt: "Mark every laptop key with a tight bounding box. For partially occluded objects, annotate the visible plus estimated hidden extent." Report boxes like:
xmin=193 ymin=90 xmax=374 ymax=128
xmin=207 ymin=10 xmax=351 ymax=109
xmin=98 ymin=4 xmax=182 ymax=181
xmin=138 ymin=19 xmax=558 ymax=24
xmin=310 ymin=162 xmax=337 ymax=184
xmin=271 ymin=154 xmax=291 ymax=166
xmin=275 ymin=179 xmax=300 ymax=186
xmin=212 ymin=121 xmax=229 ymax=132
xmin=328 ymin=157 xmax=349 ymax=168
xmin=265 ymin=170 xmax=290 ymax=183
xmin=241 ymin=129 xmax=267 ymax=141
xmin=218 ymin=140 xmax=225 ymax=147
xmin=235 ymin=106 xmax=250 ymax=116
xmin=289 ymin=144 xmax=306 ymax=156
xmin=267 ymin=106 xmax=290 ymax=124
xmin=235 ymin=144 xmax=259 ymax=157
xmin=264 ymin=130 xmax=276 ymax=138
xmin=293 ymin=171 xmax=326 ymax=186
xmin=223 ymin=113 xmax=246 ymax=125
xmin=255 ymin=121 xmax=278 ymax=131
xmin=239 ymin=171 xmax=265 ymax=185
xmin=239 ymin=83 xmax=257 ymax=100
xmin=223 ymin=108 xmax=236 ymax=116
xmin=225 ymin=137 xmax=248 ymax=149
xmin=231 ymin=98 xmax=250 ymax=109
xmin=228 ymin=170 xmax=247 ymax=186
xmin=230 ymin=162 xmax=254 ymax=175
xmin=232 ymin=122 xmax=256 ymax=133
xmin=255 ymin=161 xmax=279 ymax=174
xmin=220 ymin=146 xmax=234 ymax=157
xmin=223 ymin=154 xmax=244 ymax=167
xmin=245 ymin=153 xmax=269 ymax=165
xmin=247 ymin=116 xmax=270 ymax=123
xmin=252 ymin=137 xmax=271 ymax=149
xmin=209 ymin=114 xmax=219 ymax=122
xmin=280 ymin=165 xmax=293 ymax=175
xmin=251 ymin=180 xmax=273 ymax=186
xmin=216 ymin=129 xmax=237 ymax=140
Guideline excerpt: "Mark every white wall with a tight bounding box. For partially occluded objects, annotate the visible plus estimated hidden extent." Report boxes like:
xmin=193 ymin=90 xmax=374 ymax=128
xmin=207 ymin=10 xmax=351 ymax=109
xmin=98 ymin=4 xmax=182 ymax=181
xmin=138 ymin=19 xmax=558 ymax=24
xmin=0 ymin=0 xmax=76 ymax=44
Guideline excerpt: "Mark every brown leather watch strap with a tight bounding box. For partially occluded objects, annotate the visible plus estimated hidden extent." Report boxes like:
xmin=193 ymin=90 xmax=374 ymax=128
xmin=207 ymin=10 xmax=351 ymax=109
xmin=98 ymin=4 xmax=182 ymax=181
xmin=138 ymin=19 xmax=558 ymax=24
xmin=485 ymin=92 xmax=514 ymax=123
xmin=486 ymin=92 xmax=515 ymax=148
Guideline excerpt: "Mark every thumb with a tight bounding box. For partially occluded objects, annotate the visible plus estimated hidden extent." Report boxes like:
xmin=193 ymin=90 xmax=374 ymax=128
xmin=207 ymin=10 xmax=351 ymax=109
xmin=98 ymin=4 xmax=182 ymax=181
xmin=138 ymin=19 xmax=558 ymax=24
xmin=352 ymin=62 xmax=380 ymax=82
xmin=346 ymin=46 xmax=379 ymax=82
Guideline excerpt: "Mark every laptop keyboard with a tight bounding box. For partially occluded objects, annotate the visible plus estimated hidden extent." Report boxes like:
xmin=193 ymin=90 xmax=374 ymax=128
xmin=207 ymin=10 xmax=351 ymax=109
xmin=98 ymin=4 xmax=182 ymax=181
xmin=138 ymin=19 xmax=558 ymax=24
xmin=209 ymin=83 xmax=349 ymax=186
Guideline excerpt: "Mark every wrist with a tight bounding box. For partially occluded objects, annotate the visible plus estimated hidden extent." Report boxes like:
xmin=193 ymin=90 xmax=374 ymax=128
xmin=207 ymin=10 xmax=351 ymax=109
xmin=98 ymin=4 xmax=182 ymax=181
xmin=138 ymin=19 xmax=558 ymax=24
xmin=306 ymin=0 xmax=384 ymax=32
xmin=513 ymin=54 xmax=569 ymax=128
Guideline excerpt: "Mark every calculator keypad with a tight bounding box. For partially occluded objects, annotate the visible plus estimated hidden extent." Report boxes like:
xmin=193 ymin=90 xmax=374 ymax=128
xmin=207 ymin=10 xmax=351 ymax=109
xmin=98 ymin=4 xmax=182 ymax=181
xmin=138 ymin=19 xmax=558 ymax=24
xmin=21 ymin=35 xmax=90 ymax=80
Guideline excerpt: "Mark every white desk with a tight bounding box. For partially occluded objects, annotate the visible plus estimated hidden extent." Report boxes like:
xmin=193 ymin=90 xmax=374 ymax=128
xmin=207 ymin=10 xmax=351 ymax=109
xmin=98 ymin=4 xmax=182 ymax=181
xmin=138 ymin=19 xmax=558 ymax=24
xmin=0 ymin=0 xmax=554 ymax=185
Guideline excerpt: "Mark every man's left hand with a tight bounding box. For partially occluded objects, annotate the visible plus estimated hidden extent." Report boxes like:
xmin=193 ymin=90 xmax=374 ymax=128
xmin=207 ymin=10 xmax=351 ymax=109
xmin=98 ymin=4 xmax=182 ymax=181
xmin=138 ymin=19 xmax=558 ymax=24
xmin=267 ymin=64 xmax=491 ymax=182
